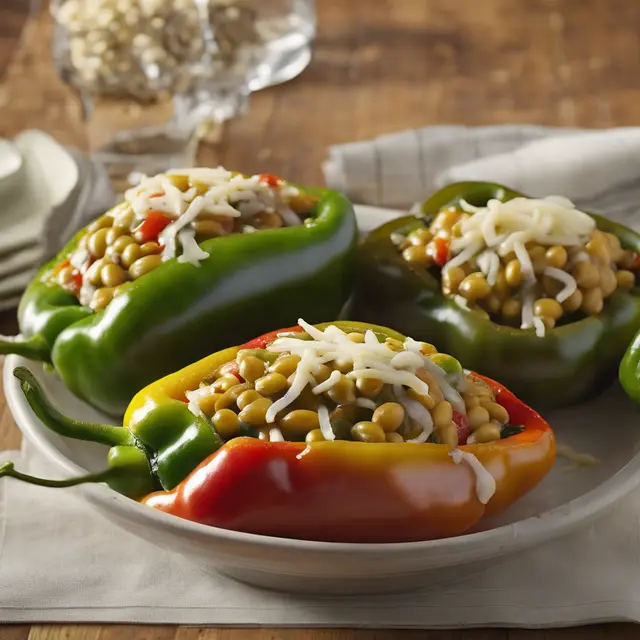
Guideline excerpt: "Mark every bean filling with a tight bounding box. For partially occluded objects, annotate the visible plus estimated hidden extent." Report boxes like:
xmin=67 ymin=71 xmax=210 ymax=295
xmin=186 ymin=320 xmax=520 ymax=446
xmin=395 ymin=196 xmax=640 ymax=336
xmin=50 ymin=168 xmax=318 ymax=312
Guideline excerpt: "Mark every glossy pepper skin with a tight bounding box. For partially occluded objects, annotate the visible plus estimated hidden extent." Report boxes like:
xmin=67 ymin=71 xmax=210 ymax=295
xmin=1 ymin=322 xmax=555 ymax=543
xmin=0 ymin=185 xmax=357 ymax=416
xmin=140 ymin=323 xmax=555 ymax=544
xmin=355 ymin=181 xmax=640 ymax=410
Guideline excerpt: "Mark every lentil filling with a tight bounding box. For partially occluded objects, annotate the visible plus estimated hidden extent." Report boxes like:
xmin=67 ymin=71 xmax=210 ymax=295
xmin=186 ymin=319 xmax=521 ymax=447
xmin=51 ymin=168 xmax=318 ymax=312
xmin=395 ymin=196 xmax=640 ymax=336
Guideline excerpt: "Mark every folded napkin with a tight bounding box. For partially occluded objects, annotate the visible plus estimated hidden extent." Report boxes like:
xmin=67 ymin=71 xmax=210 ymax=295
xmin=323 ymin=125 xmax=640 ymax=232
xmin=0 ymin=131 xmax=115 ymax=306
xmin=4 ymin=124 xmax=640 ymax=628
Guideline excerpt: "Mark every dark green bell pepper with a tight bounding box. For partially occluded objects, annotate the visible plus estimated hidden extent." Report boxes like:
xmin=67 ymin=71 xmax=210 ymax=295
xmin=355 ymin=181 xmax=640 ymax=410
xmin=0 ymin=184 xmax=356 ymax=416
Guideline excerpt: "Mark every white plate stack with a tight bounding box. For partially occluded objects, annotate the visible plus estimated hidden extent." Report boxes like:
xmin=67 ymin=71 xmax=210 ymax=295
xmin=0 ymin=131 xmax=115 ymax=311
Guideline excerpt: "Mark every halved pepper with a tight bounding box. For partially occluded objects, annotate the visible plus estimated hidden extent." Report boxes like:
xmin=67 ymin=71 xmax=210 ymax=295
xmin=355 ymin=181 xmax=640 ymax=410
xmin=0 ymin=183 xmax=356 ymax=416
xmin=0 ymin=321 xmax=555 ymax=543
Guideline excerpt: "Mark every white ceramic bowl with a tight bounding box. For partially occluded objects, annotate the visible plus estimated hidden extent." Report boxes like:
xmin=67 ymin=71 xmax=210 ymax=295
xmin=6 ymin=205 xmax=640 ymax=595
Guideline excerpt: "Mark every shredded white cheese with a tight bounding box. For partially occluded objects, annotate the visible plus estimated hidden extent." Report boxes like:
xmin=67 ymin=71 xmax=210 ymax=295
xmin=317 ymin=403 xmax=335 ymax=441
xmin=532 ymin=316 xmax=546 ymax=338
xmin=269 ymin=427 xmax=285 ymax=442
xmin=176 ymin=229 xmax=210 ymax=266
xmin=444 ymin=196 xmax=596 ymax=336
xmin=261 ymin=318 xmax=467 ymax=426
xmin=521 ymin=285 xmax=535 ymax=330
xmin=124 ymin=166 xmax=305 ymax=267
xmin=514 ymin=241 xmax=534 ymax=281
xmin=544 ymin=266 xmax=577 ymax=304
xmin=158 ymin=196 xmax=206 ymax=261
xmin=449 ymin=448 xmax=496 ymax=504
xmin=311 ymin=370 xmax=342 ymax=395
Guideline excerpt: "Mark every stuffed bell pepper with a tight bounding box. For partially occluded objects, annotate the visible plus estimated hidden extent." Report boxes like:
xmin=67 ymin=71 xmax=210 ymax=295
xmin=356 ymin=181 xmax=640 ymax=410
xmin=0 ymin=167 xmax=356 ymax=415
xmin=1 ymin=319 xmax=555 ymax=543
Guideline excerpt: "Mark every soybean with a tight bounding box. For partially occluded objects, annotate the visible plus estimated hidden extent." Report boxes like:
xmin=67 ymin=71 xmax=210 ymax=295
xmin=213 ymin=409 xmax=240 ymax=439
xmin=533 ymin=298 xmax=563 ymax=320
xmin=459 ymin=273 xmax=491 ymax=301
xmin=473 ymin=423 xmax=501 ymax=443
xmin=581 ymin=287 xmax=604 ymax=315
xmin=239 ymin=356 xmax=266 ymax=383
xmin=372 ymin=402 xmax=405 ymax=432
xmin=351 ymin=421 xmax=386 ymax=443
xmin=255 ymin=372 xmax=288 ymax=396
xmin=280 ymin=410 xmax=320 ymax=434
xmin=238 ymin=398 xmax=272 ymax=426
xmin=129 ymin=254 xmax=162 ymax=279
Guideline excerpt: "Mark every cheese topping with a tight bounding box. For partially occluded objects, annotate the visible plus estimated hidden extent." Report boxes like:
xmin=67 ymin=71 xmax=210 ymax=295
xmin=445 ymin=196 xmax=596 ymax=336
xmin=262 ymin=319 xmax=464 ymax=441
xmin=123 ymin=167 xmax=305 ymax=267
xmin=449 ymin=448 xmax=496 ymax=504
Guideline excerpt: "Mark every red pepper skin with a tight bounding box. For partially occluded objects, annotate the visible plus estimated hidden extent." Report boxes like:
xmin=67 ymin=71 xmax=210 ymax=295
xmin=134 ymin=211 xmax=173 ymax=243
xmin=143 ymin=438 xmax=487 ymax=543
xmin=141 ymin=327 xmax=555 ymax=543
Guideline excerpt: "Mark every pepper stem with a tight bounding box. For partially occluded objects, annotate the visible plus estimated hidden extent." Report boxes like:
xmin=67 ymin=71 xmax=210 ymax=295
xmin=0 ymin=334 xmax=50 ymax=361
xmin=13 ymin=366 xmax=133 ymax=447
xmin=0 ymin=461 xmax=117 ymax=488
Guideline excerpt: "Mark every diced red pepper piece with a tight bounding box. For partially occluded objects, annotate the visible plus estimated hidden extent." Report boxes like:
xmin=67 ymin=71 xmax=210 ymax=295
xmin=70 ymin=271 xmax=83 ymax=292
xmin=452 ymin=408 xmax=470 ymax=445
xmin=433 ymin=236 xmax=450 ymax=267
xmin=258 ymin=173 xmax=283 ymax=188
xmin=135 ymin=211 xmax=174 ymax=244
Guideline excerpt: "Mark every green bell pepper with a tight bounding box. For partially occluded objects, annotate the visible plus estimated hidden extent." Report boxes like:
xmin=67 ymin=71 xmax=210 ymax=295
xmin=355 ymin=181 xmax=640 ymax=410
xmin=0 ymin=184 xmax=356 ymax=416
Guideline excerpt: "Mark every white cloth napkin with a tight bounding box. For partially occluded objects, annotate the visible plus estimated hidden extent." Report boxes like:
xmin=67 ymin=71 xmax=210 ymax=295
xmin=2 ymin=440 xmax=640 ymax=628
xmin=323 ymin=125 xmax=640 ymax=233
xmin=4 ymin=124 xmax=640 ymax=628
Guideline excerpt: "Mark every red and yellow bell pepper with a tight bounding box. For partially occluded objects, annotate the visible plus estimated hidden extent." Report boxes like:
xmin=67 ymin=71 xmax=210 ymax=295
xmin=140 ymin=323 xmax=556 ymax=543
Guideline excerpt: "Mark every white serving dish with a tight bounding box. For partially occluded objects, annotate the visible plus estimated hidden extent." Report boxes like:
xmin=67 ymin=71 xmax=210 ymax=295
xmin=6 ymin=205 xmax=640 ymax=595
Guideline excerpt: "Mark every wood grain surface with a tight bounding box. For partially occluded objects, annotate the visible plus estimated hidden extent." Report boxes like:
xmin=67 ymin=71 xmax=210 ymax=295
xmin=1 ymin=0 xmax=640 ymax=637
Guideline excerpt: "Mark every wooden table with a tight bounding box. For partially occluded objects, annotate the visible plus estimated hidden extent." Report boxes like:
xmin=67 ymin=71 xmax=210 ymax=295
xmin=1 ymin=1 xmax=639 ymax=638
